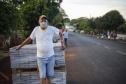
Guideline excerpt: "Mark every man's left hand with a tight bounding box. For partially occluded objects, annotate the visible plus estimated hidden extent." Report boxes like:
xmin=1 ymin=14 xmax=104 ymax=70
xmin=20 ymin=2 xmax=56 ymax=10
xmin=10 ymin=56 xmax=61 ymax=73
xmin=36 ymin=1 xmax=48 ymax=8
xmin=61 ymin=44 xmax=66 ymax=50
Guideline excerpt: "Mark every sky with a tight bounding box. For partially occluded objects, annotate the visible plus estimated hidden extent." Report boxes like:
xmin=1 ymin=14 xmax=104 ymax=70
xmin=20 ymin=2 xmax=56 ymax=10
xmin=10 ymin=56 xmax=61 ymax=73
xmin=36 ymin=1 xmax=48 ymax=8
xmin=61 ymin=0 xmax=126 ymax=20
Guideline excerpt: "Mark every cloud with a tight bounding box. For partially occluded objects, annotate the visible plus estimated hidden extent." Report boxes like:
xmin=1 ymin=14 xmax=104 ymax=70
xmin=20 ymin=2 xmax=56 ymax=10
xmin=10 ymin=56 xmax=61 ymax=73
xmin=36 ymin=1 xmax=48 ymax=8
xmin=62 ymin=0 xmax=126 ymax=5
xmin=61 ymin=0 xmax=126 ymax=19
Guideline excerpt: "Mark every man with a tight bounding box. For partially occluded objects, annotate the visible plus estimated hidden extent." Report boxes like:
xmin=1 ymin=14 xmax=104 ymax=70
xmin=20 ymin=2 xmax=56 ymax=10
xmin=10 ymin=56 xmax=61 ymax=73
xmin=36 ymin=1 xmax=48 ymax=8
xmin=63 ymin=29 xmax=68 ymax=47
xmin=13 ymin=15 xmax=65 ymax=84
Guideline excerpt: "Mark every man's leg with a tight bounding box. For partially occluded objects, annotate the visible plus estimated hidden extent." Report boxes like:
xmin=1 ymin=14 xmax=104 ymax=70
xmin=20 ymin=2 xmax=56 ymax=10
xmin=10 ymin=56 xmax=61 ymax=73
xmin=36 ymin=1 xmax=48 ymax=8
xmin=66 ymin=38 xmax=67 ymax=47
xmin=46 ymin=76 xmax=51 ymax=84
xmin=46 ymin=56 xmax=55 ymax=84
xmin=37 ymin=58 xmax=46 ymax=84
xmin=64 ymin=38 xmax=67 ymax=47
xmin=40 ymin=78 xmax=46 ymax=84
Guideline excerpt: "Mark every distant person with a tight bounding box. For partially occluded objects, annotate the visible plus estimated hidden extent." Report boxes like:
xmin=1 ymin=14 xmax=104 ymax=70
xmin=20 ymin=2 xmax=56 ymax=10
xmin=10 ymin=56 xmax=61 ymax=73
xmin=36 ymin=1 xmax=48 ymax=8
xmin=103 ymin=30 xmax=107 ymax=39
xmin=90 ymin=31 xmax=93 ymax=35
xmin=13 ymin=15 xmax=65 ymax=84
xmin=111 ymin=31 xmax=113 ymax=37
xmin=62 ymin=28 xmax=64 ymax=33
xmin=113 ymin=31 xmax=117 ymax=40
xmin=63 ymin=29 xmax=68 ymax=47
xmin=80 ymin=30 xmax=84 ymax=34
xmin=107 ymin=30 xmax=110 ymax=39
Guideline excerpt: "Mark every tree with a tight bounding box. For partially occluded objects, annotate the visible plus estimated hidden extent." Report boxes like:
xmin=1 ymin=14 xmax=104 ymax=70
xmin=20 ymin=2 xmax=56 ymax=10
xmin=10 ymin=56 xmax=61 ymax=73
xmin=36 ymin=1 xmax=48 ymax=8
xmin=19 ymin=0 xmax=49 ymax=39
xmin=118 ymin=23 xmax=126 ymax=34
xmin=88 ymin=18 xmax=95 ymax=29
xmin=77 ymin=17 xmax=88 ymax=22
xmin=0 ymin=1 xmax=18 ymax=38
xmin=71 ymin=17 xmax=90 ymax=33
xmin=70 ymin=19 xmax=78 ymax=25
xmin=50 ymin=7 xmax=68 ymax=29
xmin=101 ymin=10 xmax=125 ymax=31
xmin=59 ymin=7 xmax=67 ymax=17
xmin=51 ymin=12 xmax=63 ymax=29
xmin=47 ymin=0 xmax=62 ymax=24
xmin=63 ymin=18 xmax=70 ymax=23
xmin=0 ymin=1 xmax=20 ymax=48
xmin=94 ymin=17 xmax=103 ymax=34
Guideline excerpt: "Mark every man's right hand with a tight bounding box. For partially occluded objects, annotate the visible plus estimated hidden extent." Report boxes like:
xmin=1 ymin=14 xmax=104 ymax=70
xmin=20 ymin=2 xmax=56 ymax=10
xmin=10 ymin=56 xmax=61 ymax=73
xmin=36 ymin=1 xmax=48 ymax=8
xmin=13 ymin=46 xmax=21 ymax=51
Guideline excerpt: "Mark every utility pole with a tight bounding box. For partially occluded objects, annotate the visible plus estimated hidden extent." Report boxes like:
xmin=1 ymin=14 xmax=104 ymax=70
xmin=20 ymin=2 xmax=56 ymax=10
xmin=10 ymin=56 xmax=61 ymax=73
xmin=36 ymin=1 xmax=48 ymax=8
xmin=90 ymin=14 xmax=91 ymax=19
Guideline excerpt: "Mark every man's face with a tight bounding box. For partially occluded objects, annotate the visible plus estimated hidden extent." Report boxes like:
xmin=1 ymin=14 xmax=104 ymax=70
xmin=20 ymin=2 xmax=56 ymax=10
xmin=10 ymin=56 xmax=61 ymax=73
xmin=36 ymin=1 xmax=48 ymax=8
xmin=39 ymin=18 xmax=47 ymax=24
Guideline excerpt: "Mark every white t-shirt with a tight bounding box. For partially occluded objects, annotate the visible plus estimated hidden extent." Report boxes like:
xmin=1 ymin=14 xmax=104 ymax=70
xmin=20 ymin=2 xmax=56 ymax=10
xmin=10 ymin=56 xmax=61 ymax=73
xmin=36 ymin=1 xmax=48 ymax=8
xmin=63 ymin=31 xmax=68 ymax=38
xmin=30 ymin=26 xmax=59 ymax=58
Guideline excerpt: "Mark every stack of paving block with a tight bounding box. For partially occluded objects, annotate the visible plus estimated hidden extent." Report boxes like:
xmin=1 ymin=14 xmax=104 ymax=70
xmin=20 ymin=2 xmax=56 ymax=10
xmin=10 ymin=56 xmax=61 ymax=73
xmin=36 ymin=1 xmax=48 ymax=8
xmin=12 ymin=72 xmax=66 ymax=84
xmin=53 ymin=43 xmax=65 ymax=66
xmin=10 ymin=41 xmax=66 ymax=84
xmin=10 ymin=44 xmax=37 ymax=68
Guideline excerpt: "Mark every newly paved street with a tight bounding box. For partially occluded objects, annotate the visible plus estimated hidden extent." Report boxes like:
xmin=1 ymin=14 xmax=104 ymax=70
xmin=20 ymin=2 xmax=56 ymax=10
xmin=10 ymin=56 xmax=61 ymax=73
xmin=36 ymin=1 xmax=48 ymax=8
xmin=65 ymin=32 xmax=126 ymax=84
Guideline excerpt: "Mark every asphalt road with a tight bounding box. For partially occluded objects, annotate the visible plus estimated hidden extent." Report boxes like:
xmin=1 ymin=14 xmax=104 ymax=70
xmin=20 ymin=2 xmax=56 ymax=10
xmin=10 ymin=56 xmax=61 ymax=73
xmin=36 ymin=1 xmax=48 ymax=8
xmin=65 ymin=32 xmax=126 ymax=84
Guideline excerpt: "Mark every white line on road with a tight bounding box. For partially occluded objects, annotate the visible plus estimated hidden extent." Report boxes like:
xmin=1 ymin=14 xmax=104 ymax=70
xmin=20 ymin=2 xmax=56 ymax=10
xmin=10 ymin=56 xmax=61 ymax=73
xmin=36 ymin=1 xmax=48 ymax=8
xmin=96 ymin=43 xmax=101 ymax=45
xmin=116 ymin=51 xmax=126 ymax=56
xmin=104 ymin=46 xmax=111 ymax=49
xmin=91 ymin=41 xmax=95 ymax=43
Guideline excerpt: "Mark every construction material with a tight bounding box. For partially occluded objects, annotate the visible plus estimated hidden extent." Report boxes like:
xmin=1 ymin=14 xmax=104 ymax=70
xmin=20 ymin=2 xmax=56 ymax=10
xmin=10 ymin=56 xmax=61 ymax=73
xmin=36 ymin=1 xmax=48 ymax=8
xmin=12 ymin=72 xmax=66 ymax=84
xmin=10 ymin=41 xmax=66 ymax=84
xmin=10 ymin=42 xmax=65 ymax=68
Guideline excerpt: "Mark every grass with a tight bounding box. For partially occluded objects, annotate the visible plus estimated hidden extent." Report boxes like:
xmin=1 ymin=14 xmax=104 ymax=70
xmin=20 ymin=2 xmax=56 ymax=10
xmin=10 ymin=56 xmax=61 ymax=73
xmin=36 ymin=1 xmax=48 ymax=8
xmin=0 ymin=51 xmax=9 ymax=60
xmin=116 ymin=39 xmax=126 ymax=43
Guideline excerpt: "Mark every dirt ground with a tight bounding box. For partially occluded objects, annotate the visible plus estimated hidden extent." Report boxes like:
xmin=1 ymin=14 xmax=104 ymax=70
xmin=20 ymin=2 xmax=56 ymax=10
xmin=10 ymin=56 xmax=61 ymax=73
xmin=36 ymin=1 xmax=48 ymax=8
xmin=0 ymin=56 xmax=12 ymax=84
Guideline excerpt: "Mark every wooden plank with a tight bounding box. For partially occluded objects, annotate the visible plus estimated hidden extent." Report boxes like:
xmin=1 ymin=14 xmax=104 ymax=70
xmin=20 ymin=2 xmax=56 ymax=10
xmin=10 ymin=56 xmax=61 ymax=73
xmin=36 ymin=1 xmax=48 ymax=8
xmin=12 ymin=67 xmax=38 ymax=74
xmin=0 ymin=72 xmax=9 ymax=80
xmin=12 ymin=66 xmax=66 ymax=74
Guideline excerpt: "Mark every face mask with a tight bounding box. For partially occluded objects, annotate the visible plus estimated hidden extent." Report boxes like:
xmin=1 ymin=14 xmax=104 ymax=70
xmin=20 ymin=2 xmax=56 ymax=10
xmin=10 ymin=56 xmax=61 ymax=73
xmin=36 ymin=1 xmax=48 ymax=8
xmin=40 ymin=22 xmax=47 ymax=28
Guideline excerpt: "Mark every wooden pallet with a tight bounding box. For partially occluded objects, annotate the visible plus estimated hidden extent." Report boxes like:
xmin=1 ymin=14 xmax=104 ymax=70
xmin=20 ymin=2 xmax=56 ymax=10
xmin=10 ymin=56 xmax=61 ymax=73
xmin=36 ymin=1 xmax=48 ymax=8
xmin=12 ymin=66 xmax=66 ymax=74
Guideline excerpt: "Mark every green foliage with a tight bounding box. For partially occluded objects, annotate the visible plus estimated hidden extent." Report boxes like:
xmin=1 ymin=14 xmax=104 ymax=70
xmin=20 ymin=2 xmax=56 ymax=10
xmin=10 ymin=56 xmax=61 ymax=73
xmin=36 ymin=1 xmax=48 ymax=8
xmin=101 ymin=10 xmax=125 ymax=31
xmin=78 ymin=22 xmax=85 ymax=30
xmin=94 ymin=17 xmax=103 ymax=33
xmin=0 ymin=0 xmax=66 ymax=48
xmin=88 ymin=18 xmax=95 ymax=29
xmin=63 ymin=18 xmax=70 ymax=23
xmin=59 ymin=7 xmax=67 ymax=17
xmin=118 ymin=23 xmax=126 ymax=34
xmin=56 ymin=22 xmax=63 ymax=29
xmin=0 ymin=1 xmax=18 ymax=38
xmin=70 ymin=19 xmax=78 ymax=25
xmin=71 ymin=17 xmax=91 ymax=32
xmin=84 ymin=26 xmax=91 ymax=33
xmin=77 ymin=17 xmax=88 ymax=22
xmin=70 ymin=10 xmax=125 ymax=34
xmin=50 ymin=7 xmax=67 ymax=28
xmin=19 ymin=0 xmax=49 ymax=39
xmin=18 ymin=0 xmax=65 ymax=39
xmin=47 ymin=0 xmax=62 ymax=24
xmin=52 ymin=12 xmax=63 ymax=28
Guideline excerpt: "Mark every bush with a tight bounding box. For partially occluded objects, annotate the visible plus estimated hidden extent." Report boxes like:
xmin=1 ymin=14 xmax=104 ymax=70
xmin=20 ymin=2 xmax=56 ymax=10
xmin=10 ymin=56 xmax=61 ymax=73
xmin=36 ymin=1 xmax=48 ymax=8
xmin=118 ymin=23 xmax=126 ymax=34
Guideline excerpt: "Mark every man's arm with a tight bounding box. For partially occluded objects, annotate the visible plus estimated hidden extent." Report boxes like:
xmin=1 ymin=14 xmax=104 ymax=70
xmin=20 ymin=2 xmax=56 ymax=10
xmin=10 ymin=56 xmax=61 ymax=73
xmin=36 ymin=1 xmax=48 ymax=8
xmin=59 ymin=31 xmax=65 ymax=50
xmin=13 ymin=37 xmax=32 ymax=51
